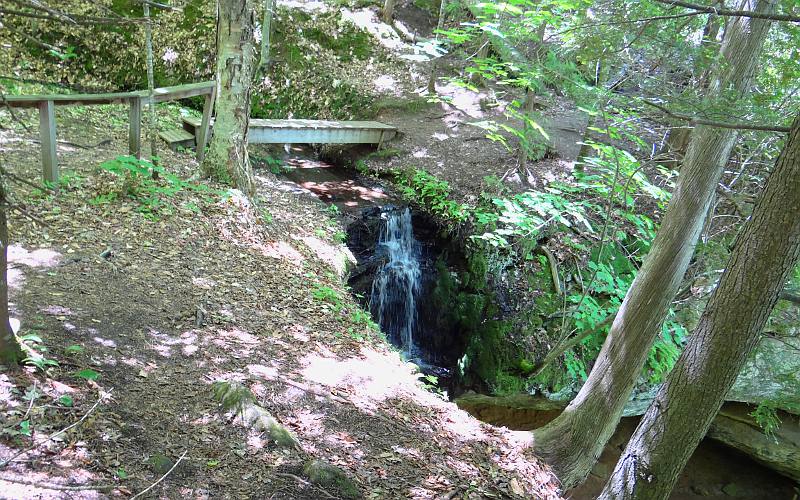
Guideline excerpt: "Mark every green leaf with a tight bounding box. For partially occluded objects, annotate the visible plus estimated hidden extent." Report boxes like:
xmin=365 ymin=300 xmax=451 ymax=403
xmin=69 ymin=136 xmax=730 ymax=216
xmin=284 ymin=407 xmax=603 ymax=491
xmin=64 ymin=344 xmax=84 ymax=355
xmin=116 ymin=468 xmax=128 ymax=479
xmin=58 ymin=395 xmax=74 ymax=407
xmin=19 ymin=333 xmax=43 ymax=343
xmin=74 ymin=369 xmax=101 ymax=381
xmin=19 ymin=420 xmax=31 ymax=437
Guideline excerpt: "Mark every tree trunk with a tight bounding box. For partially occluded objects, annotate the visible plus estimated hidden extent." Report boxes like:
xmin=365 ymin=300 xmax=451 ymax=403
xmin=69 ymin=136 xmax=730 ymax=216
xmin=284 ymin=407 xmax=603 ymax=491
xmin=0 ymin=179 xmax=23 ymax=365
xmin=258 ymin=0 xmax=273 ymax=72
xmin=427 ymin=0 xmax=447 ymax=94
xmin=516 ymin=88 xmax=536 ymax=186
xmin=201 ymin=0 xmax=257 ymax=196
xmin=144 ymin=2 xmax=159 ymax=173
xmin=530 ymin=0 xmax=775 ymax=488
xmin=382 ymin=0 xmax=396 ymax=24
xmin=599 ymin=112 xmax=800 ymax=500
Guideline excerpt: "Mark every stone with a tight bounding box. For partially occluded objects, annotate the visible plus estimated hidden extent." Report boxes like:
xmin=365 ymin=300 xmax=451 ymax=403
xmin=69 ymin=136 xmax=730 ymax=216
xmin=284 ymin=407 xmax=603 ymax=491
xmin=303 ymin=459 xmax=360 ymax=499
xmin=721 ymin=482 xmax=744 ymax=497
xmin=707 ymin=404 xmax=800 ymax=483
xmin=728 ymin=336 xmax=800 ymax=409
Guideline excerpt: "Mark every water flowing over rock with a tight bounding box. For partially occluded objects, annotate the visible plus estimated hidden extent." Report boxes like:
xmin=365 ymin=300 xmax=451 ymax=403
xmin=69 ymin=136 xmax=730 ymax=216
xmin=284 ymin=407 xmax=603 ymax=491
xmin=370 ymin=207 xmax=422 ymax=357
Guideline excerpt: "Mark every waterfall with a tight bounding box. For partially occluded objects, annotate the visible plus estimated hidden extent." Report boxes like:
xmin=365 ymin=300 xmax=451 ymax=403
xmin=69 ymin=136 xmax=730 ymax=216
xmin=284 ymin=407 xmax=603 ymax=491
xmin=370 ymin=207 xmax=421 ymax=357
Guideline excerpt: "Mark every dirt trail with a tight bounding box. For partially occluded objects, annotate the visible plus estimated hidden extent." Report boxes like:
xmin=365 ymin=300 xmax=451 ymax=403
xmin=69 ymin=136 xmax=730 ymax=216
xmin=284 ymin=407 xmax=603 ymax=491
xmin=0 ymin=101 xmax=560 ymax=499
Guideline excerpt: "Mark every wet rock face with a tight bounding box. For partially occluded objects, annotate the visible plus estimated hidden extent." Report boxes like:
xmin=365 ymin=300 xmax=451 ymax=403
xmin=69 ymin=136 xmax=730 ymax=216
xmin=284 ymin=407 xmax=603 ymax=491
xmin=455 ymin=394 xmax=800 ymax=497
xmin=345 ymin=206 xmax=468 ymax=368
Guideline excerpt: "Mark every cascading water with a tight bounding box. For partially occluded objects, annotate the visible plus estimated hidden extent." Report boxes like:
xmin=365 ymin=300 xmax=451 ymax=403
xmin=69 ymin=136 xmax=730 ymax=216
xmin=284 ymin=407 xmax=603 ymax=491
xmin=370 ymin=207 xmax=421 ymax=357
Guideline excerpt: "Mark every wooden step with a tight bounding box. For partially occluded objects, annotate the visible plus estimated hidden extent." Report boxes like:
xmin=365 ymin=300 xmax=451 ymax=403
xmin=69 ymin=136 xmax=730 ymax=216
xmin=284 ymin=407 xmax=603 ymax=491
xmin=159 ymin=128 xmax=195 ymax=151
xmin=182 ymin=115 xmax=202 ymax=135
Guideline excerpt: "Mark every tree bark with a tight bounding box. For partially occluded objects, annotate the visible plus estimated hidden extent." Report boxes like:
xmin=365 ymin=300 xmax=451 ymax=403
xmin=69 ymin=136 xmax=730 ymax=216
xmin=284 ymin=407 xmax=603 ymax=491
xmin=427 ymin=0 xmax=447 ymax=94
xmin=599 ymin=112 xmax=800 ymax=500
xmin=0 ymin=177 xmax=23 ymax=365
xmin=143 ymin=2 xmax=159 ymax=173
xmin=530 ymin=0 xmax=775 ymax=488
xmin=382 ymin=0 xmax=396 ymax=24
xmin=201 ymin=0 xmax=257 ymax=196
xmin=258 ymin=0 xmax=273 ymax=73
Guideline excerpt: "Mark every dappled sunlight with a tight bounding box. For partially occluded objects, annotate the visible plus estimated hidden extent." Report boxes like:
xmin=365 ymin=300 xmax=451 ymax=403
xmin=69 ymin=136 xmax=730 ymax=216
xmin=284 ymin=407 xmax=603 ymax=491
xmin=260 ymin=240 xmax=305 ymax=266
xmin=300 ymin=346 xmax=420 ymax=411
xmin=41 ymin=305 xmax=73 ymax=317
xmin=296 ymin=235 xmax=355 ymax=276
xmin=0 ymin=374 xmax=20 ymax=408
xmin=373 ymin=75 xmax=401 ymax=95
xmin=436 ymin=82 xmax=489 ymax=119
xmin=8 ymin=245 xmax=61 ymax=268
xmin=340 ymin=8 xmax=414 ymax=54
xmin=148 ymin=328 xmax=199 ymax=358
xmin=278 ymin=0 xmax=328 ymax=13
xmin=412 ymin=147 xmax=429 ymax=158
xmin=285 ymin=409 xmax=327 ymax=437
xmin=92 ymin=336 xmax=116 ymax=348
xmin=246 ymin=363 xmax=279 ymax=380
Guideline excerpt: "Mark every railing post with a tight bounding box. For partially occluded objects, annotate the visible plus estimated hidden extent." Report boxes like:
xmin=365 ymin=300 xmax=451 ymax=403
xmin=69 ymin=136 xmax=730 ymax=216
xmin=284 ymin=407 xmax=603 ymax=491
xmin=38 ymin=100 xmax=58 ymax=185
xmin=128 ymin=97 xmax=143 ymax=158
xmin=196 ymin=86 xmax=216 ymax=163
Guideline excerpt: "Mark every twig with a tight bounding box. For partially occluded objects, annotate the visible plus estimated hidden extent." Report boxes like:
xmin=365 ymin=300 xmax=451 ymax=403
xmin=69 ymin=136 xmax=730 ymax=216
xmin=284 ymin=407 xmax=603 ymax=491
xmin=0 ymin=392 xmax=107 ymax=468
xmin=0 ymin=475 xmax=115 ymax=492
xmin=0 ymin=166 xmax=54 ymax=193
xmin=130 ymin=450 xmax=187 ymax=500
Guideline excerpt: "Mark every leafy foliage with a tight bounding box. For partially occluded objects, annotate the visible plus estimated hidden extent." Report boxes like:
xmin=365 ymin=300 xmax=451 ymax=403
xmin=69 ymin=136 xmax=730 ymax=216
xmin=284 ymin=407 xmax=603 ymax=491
xmin=99 ymin=156 xmax=218 ymax=219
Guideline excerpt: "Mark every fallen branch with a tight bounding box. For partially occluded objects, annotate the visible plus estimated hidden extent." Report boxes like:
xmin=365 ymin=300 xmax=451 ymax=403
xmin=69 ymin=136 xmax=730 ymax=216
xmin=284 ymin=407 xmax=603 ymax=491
xmin=0 ymin=392 xmax=107 ymax=469
xmin=130 ymin=450 xmax=187 ymax=500
xmin=533 ymin=314 xmax=615 ymax=377
xmin=642 ymin=100 xmax=791 ymax=133
xmin=652 ymin=0 xmax=800 ymax=23
xmin=0 ymin=475 xmax=115 ymax=492
xmin=538 ymin=246 xmax=562 ymax=296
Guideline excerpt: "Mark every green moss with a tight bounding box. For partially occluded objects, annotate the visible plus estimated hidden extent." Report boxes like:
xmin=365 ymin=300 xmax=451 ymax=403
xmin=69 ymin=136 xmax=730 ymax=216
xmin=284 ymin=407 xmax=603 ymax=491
xmin=369 ymin=96 xmax=434 ymax=116
xmin=303 ymin=460 xmax=360 ymax=499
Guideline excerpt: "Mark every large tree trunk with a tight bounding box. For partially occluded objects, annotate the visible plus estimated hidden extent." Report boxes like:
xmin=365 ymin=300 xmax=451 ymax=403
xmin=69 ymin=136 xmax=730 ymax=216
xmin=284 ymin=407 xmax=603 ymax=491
xmin=201 ymin=0 xmax=257 ymax=196
xmin=531 ymin=0 xmax=775 ymax=488
xmin=599 ymin=112 xmax=800 ymax=499
xmin=0 ymin=180 xmax=23 ymax=365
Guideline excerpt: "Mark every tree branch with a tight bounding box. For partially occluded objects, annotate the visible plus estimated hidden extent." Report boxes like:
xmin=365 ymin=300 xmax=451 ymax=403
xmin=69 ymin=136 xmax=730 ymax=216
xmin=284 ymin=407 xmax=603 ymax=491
xmin=642 ymin=100 xmax=791 ymax=133
xmin=652 ymin=0 xmax=800 ymax=23
xmin=779 ymin=289 xmax=800 ymax=304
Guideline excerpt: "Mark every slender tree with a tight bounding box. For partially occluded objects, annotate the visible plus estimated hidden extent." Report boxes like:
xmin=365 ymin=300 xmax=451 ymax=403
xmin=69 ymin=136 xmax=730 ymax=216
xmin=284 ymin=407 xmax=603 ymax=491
xmin=599 ymin=112 xmax=800 ymax=499
xmin=202 ymin=0 xmax=258 ymax=195
xmin=0 ymin=174 xmax=23 ymax=365
xmin=382 ymin=0 xmax=395 ymax=24
xmin=531 ymin=0 xmax=776 ymax=488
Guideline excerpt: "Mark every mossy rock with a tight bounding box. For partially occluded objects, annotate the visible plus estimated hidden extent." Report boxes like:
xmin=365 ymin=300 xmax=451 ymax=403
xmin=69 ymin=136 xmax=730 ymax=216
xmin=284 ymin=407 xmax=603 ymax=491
xmin=303 ymin=459 xmax=360 ymax=499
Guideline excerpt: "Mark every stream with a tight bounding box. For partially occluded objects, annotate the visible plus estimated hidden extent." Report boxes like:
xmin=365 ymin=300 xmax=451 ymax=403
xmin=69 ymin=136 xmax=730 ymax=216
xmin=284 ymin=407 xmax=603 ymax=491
xmin=274 ymin=150 xmax=799 ymax=499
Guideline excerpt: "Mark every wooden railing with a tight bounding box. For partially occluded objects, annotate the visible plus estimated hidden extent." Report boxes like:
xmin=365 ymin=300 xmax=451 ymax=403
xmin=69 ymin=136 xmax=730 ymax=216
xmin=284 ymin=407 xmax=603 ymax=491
xmin=3 ymin=81 xmax=216 ymax=184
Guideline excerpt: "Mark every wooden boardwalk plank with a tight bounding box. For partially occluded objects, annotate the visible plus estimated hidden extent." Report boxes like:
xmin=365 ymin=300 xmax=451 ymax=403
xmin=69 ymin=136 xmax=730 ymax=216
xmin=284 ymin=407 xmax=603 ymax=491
xmin=248 ymin=119 xmax=396 ymax=144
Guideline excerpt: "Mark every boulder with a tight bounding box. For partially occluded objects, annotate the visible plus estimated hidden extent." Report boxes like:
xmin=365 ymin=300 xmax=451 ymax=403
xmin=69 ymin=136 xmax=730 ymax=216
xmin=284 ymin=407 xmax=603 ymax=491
xmin=728 ymin=336 xmax=800 ymax=408
xmin=707 ymin=403 xmax=800 ymax=483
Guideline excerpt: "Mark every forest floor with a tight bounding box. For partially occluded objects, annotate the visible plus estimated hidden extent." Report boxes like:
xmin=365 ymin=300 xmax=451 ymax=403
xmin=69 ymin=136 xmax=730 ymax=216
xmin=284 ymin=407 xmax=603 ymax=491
xmin=0 ymin=89 xmax=562 ymax=500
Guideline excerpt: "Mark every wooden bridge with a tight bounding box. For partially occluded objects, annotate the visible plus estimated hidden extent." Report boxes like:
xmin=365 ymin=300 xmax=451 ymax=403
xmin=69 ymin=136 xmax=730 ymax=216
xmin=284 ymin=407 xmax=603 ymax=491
xmin=3 ymin=81 xmax=396 ymax=184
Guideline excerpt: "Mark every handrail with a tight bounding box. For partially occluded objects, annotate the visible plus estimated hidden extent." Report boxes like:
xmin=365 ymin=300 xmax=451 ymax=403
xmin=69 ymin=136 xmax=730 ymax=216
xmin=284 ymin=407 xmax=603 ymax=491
xmin=2 ymin=81 xmax=214 ymax=108
xmin=2 ymin=81 xmax=217 ymax=183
